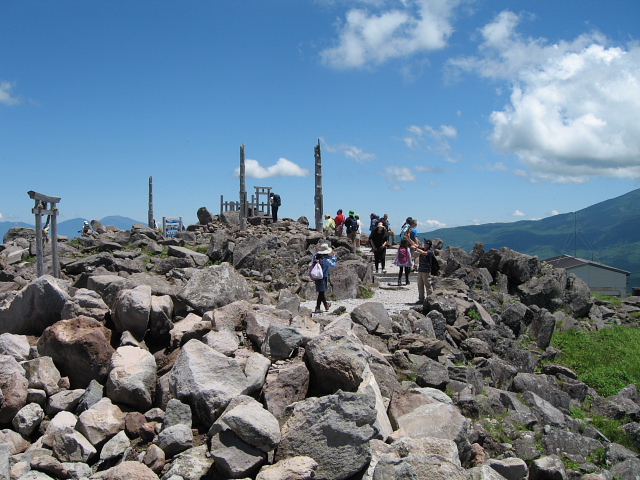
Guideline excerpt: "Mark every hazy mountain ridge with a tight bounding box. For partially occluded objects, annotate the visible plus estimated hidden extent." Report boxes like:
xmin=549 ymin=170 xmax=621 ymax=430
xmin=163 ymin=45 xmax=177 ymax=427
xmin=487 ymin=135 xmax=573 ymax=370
xmin=428 ymin=188 xmax=640 ymax=292
xmin=0 ymin=216 xmax=145 ymax=241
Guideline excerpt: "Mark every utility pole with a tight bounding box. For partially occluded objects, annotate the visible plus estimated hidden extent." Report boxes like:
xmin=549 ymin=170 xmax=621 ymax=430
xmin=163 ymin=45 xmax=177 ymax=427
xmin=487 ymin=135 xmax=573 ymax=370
xmin=148 ymin=176 xmax=154 ymax=228
xmin=314 ymin=140 xmax=323 ymax=232
xmin=240 ymin=144 xmax=247 ymax=231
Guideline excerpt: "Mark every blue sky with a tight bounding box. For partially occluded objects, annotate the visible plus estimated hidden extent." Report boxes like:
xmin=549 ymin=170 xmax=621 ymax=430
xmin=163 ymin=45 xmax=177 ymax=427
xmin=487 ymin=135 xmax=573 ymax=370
xmin=2 ymin=0 xmax=639 ymax=234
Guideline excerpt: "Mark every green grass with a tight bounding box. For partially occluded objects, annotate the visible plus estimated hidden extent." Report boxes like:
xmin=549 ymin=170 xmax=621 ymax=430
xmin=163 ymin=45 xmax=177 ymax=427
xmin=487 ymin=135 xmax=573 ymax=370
xmin=552 ymin=326 xmax=640 ymax=397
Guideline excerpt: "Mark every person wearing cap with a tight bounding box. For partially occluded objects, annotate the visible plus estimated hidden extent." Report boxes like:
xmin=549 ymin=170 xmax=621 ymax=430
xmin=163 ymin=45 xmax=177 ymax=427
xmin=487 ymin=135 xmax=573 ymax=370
xmin=415 ymin=239 xmax=435 ymax=303
xmin=323 ymin=214 xmax=336 ymax=238
xmin=269 ymin=192 xmax=281 ymax=222
xmin=345 ymin=210 xmax=358 ymax=245
xmin=312 ymin=243 xmax=338 ymax=313
xmin=368 ymin=222 xmax=390 ymax=273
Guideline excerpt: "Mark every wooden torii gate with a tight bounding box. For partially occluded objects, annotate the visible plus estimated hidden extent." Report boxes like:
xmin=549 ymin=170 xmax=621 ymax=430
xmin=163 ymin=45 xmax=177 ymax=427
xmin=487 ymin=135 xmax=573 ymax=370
xmin=27 ymin=190 xmax=61 ymax=278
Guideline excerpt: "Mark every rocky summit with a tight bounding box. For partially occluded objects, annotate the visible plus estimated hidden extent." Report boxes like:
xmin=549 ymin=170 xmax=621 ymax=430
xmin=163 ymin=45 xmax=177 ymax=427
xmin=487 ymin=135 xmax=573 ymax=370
xmin=1 ymin=211 xmax=640 ymax=480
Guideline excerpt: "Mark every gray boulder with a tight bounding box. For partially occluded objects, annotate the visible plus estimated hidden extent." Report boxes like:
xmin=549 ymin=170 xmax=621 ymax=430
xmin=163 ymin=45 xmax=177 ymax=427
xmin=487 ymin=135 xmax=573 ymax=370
xmin=155 ymin=423 xmax=193 ymax=458
xmin=276 ymin=391 xmax=378 ymax=480
xmin=0 ymin=332 xmax=31 ymax=361
xmin=178 ymin=264 xmax=250 ymax=315
xmin=262 ymin=360 xmax=310 ymax=421
xmin=0 ymin=275 xmax=70 ymax=335
xmin=168 ymin=339 xmax=251 ymax=427
xmin=111 ymin=284 xmax=152 ymax=340
xmin=351 ymin=302 xmax=394 ymax=336
xmin=106 ymin=346 xmax=157 ymax=410
xmin=168 ymin=245 xmax=209 ymax=267
xmin=197 ymin=207 xmax=214 ymax=225
xmin=60 ymin=288 xmax=109 ymax=321
xmin=0 ymin=354 xmax=28 ymax=423
xmin=255 ymin=456 xmax=318 ymax=480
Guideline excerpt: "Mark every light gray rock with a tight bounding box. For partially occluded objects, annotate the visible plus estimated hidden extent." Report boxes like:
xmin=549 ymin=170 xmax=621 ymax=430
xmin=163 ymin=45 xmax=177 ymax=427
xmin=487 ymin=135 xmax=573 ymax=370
xmin=262 ymin=360 xmax=310 ymax=421
xmin=244 ymin=352 xmax=271 ymax=394
xmin=106 ymin=345 xmax=157 ymax=410
xmin=168 ymin=245 xmax=209 ymax=267
xmin=305 ymin=324 xmax=370 ymax=394
xmin=202 ymin=329 xmax=239 ymax=357
xmin=159 ymin=445 xmax=213 ymax=480
xmin=178 ymin=264 xmax=250 ymax=315
xmin=528 ymin=454 xmax=567 ymax=480
xmin=210 ymin=395 xmax=281 ymax=452
xmin=155 ymin=424 xmax=194 ymax=458
xmin=49 ymin=426 xmax=96 ymax=463
xmin=255 ymin=456 xmax=318 ymax=480
xmin=0 ymin=275 xmax=70 ymax=335
xmin=0 ymin=332 xmax=30 ymax=361
xmin=111 ymin=285 xmax=152 ymax=339
xmin=488 ymin=457 xmax=528 ymax=480
xmin=467 ymin=465 xmax=510 ymax=480
xmin=99 ymin=430 xmax=130 ymax=461
xmin=210 ymin=429 xmax=267 ymax=478
xmin=46 ymin=389 xmax=85 ymax=416
xmin=350 ymin=302 xmax=394 ymax=336
xmin=12 ymin=402 xmax=45 ymax=436
xmin=75 ymin=398 xmax=125 ymax=447
xmin=163 ymin=398 xmax=192 ymax=430
xmin=261 ymin=324 xmax=303 ymax=360
xmin=168 ymin=339 xmax=251 ymax=427
xmin=0 ymin=354 xmax=28 ymax=423
xmin=89 ymin=461 xmax=160 ymax=480
xmin=23 ymin=356 xmax=62 ymax=396
xmin=60 ymin=288 xmax=109 ymax=321
xmin=276 ymin=391 xmax=378 ymax=480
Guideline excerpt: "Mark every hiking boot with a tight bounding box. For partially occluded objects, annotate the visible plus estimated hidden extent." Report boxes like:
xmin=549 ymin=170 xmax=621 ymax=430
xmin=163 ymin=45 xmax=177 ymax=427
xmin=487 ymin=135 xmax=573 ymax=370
xmin=397 ymin=281 xmax=402 ymax=286
xmin=405 ymin=280 xmax=410 ymax=285
xmin=325 ymin=302 xmax=332 ymax=311
xmin=314 ymin=308 xmax=322 ymax=314
xmin=382 ymin=269 xmax=387 ymax=274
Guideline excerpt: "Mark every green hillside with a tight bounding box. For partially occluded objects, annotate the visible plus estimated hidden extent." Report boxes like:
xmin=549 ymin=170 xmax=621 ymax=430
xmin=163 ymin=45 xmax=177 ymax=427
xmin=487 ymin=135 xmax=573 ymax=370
xmin=429 ymin=188 xmax=640 ymax=293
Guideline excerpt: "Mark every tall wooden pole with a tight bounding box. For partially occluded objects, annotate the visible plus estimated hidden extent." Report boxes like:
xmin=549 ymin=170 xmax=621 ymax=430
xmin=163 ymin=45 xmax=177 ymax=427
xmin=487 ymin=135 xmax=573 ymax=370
xmin=314 ymin=140 xmax=323 ymax=232
xmin=148 ymin=176 xmax=154 ymax=228
xmin=240 ymin=144 xmax=247 ymax=231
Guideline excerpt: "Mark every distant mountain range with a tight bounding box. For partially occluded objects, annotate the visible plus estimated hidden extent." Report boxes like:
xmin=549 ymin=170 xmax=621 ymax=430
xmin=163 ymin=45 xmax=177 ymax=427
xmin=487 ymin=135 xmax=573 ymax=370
xmin=0 ymin=216 xmax=145 ymax=242
xmin=427 ymin=188 xmax=640 ymax=293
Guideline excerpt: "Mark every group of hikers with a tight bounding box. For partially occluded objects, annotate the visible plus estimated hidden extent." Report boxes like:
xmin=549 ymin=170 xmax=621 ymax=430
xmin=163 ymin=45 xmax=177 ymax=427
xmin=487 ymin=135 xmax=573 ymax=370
xmin=313 ymin=211 xmax=438 ymax=311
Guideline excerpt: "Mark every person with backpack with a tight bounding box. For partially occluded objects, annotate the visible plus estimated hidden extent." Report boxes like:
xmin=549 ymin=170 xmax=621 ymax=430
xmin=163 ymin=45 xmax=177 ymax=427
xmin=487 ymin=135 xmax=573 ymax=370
xmin=269 ymin=192 xmax=281 ymax=222
xmin=334 ymin=209 xmax=345 ymax=236
xmin=369 ymin=222 xmax=390 ymax=273
xmin=323 ymin=214 xmax=336 ymax=238
xmin=345 ymin=210 xmax=358 ymax=245
xmin=312 ymin=243 xmax=337 ymax=313
xmin=368 ymin=213 xmax=380 ymax=233
xmin=393 ymin=238 xmax=413 ymax=286
xmin=415 ymin=239 xmax=437 ymax=303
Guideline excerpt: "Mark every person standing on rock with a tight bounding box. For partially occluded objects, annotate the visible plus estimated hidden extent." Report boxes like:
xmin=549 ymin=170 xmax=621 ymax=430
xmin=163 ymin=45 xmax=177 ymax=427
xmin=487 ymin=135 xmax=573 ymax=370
xmin=345 ymin=211 xmax=358 ymax=245
xmin=312 ymin=243 xmax=337 ymax=313
xmin=323 ymin=214 xmax=336 ymax=237
xmin=415 ymin=239 xmax=435 ymax=303
xmin=269 ymin=192 xmax=281 ymax=222
xmin=369 ymin=222 xmax=390 ymax=274
xmin=394 ymin=238 xmax=413 ymax=286
xmin=334 ymin=209 xmax=345 ymax=236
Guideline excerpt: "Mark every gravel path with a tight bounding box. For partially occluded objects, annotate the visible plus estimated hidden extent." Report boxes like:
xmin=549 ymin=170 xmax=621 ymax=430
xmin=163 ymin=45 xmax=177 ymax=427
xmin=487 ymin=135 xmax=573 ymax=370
xmin=300 ymin=247 xmax=421 ymax=316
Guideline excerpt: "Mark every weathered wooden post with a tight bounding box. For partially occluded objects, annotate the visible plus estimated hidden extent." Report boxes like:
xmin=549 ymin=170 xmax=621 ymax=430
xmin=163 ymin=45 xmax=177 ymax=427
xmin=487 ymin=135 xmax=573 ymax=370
xmin=314 ymin=140 xmax=323 ymax=232
xmin=239 ymin=144 xmax=247 ymax=231
xmin=148 ymin=176 xmax=154 ymax=228
xmin=27 ymin=190 xmax=61 ymax=278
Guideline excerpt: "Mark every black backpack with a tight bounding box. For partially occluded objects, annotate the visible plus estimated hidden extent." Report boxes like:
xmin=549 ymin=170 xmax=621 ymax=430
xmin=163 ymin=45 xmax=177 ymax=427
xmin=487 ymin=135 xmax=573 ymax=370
xmin=346 ymin=216 xmax=358 ymax=233
xmin=430 ymin=253 xmax=440 ymax=276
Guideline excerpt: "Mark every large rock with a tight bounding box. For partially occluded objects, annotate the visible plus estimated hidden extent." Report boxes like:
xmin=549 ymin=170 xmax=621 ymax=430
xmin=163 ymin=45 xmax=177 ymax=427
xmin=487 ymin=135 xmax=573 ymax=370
xmin=0 ymin=354 xmax=28 ymax=423
xmin=210 ymin=395 xmax=281 ymax=452
xmin=305 ymin=323 xmax=370 ymax=394
xmin=0 ymin=332 xmax=31 ymax=361
xmin=76 ymin=397 xmax=125 ymax=447
xmin=276 ymin=391 xmax=378 ymax=480
xmin=106 ymin=346 xmax=157 ymax=410
xmin=178 ymin=264 xmax=250 ymax=315
xmin=37 ymin=317 xmax=115 ymax=389
xmin=263 ymin=360 xmax=310 ymax=421
xmin=111 ymin=285 xmax=152 ymax=339
xmin=0 ymin=275 xmax=70 ymax=335
xmin=350 ymin=302 xmax=394 ymax=336
xmin=168 ymin=339 xmax=251 ymax=427
xmin=60 ymin=288 xmax=109 ymax=321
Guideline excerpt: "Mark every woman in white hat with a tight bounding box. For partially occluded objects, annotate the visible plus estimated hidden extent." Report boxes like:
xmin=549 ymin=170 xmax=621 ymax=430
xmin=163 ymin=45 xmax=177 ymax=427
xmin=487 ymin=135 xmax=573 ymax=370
xmin=312 ymin=243 xmax=337 ymax=313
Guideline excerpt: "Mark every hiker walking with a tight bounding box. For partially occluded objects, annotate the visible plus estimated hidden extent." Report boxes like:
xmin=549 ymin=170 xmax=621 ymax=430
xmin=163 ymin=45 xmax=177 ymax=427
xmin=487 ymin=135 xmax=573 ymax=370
xmin=312 ymin=243 xmax=337 ymax=313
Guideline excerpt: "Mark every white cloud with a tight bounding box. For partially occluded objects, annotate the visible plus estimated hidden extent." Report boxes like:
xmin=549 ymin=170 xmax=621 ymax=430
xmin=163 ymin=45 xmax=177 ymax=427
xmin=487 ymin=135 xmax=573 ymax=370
xmin=403 ymin=123 xmax=459 ymax=162
xmin=322 ymin=138 xmax=377 ymax=162
xmin=512 ymin=210 xmax=526 ymax=216
xmin=449 ymin=10 xmax=640 ymax=182
xmin=550 ymin=210 xmax=559 ymax=216
xmin=234 ymin=158 xmax=310 ymax=178
xmin=385 ymin=165 xmax=416 ymax=183
xmin=0 ymin=212 xmax=4 ymax=220
xmin=321 ymin=0 xmax=460 ymax=69
xmin=420 ymin=219 xmax=446 ymax=230
xmin=0 ymin=81 xmax=20 ymax=106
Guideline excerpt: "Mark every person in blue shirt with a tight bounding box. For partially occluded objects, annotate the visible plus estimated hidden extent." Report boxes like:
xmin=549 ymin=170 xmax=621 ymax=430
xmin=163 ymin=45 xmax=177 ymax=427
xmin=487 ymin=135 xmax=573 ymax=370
xmin=312 ymin=243 xmax=338 ymax=313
